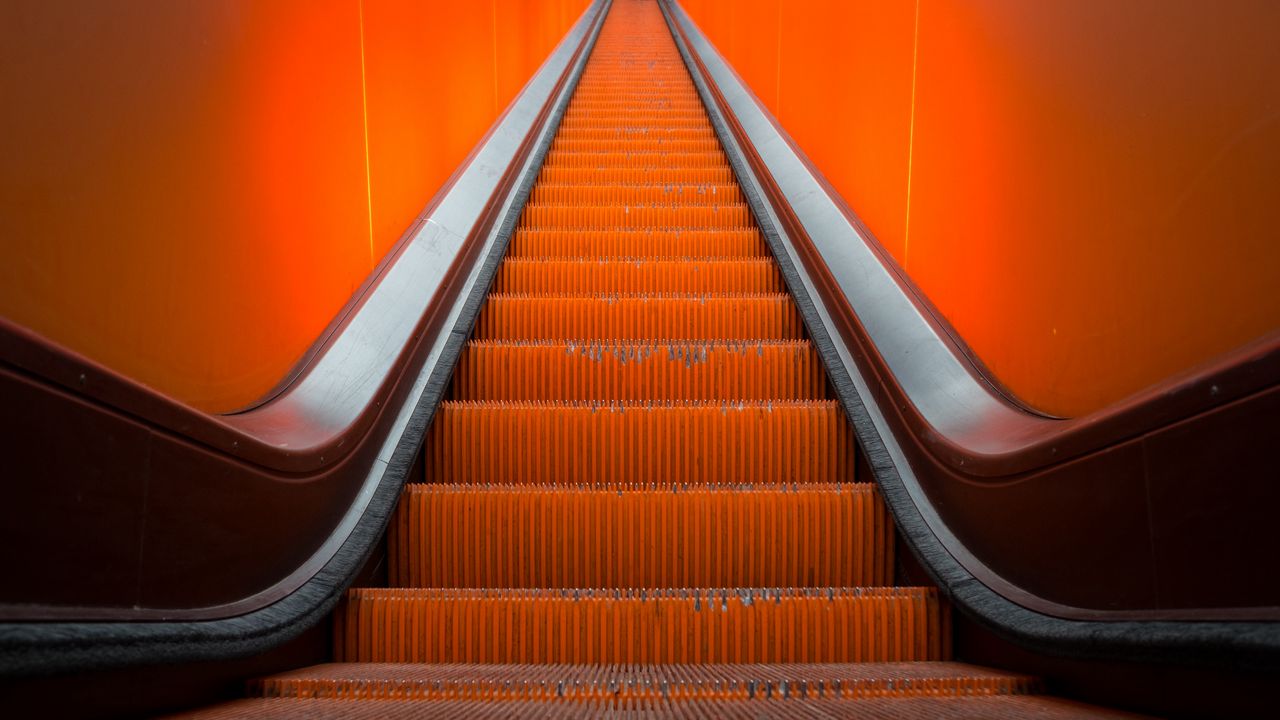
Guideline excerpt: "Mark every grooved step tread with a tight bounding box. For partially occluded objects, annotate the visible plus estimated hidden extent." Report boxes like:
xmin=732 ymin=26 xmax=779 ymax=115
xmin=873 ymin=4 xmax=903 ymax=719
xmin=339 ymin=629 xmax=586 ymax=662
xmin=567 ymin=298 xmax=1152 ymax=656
xmin=550 ymin=138 xmax=723 ymax=153
xmin=250 ymin=662 xmax=1040 ymax=701
xmin=334 ymin=587 xmax=946 ymax=664
xmin=493 ymin=258 xmax=781 ymax=294
xmin=450 ymin=340 xmax=826 ymax=401
xmin=389 ymin=484 xmax=891 ymax=589
xmin=556 ymin=126 xmax=716 ymax=139
xmin=536 ymin=166 xmax=737 ymax=185
xmin=474 ymin=294 xmax=804 ymax=340
xmin=509 ymin=227 xmax=766 ymax=258
xmin=423 ymin=401 xmax=855 ymax=485
xmin=541 ymin=151 xmax=729 ymax=171
xmin=530 ymin=183 xmax=744 ymax=206
xmin=520 ymin=203 xmax=751 ymax=229
xmin=171 ymin=696 xmax=1147 ymax=719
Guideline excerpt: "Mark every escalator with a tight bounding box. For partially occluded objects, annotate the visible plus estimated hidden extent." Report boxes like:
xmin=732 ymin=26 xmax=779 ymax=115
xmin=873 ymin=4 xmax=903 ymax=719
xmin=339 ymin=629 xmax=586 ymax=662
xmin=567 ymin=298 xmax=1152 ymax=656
xmin=168 ymin=1 xmax=1141 ymax=716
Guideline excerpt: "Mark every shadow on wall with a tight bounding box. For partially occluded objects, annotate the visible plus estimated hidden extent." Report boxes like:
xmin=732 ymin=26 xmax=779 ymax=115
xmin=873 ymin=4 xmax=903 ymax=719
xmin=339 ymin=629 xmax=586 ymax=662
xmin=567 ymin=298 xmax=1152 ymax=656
xmin=679 ymin=0 xmax=1280 ymax=416
xmin=0 ymin=0 xmax=590 ymax=412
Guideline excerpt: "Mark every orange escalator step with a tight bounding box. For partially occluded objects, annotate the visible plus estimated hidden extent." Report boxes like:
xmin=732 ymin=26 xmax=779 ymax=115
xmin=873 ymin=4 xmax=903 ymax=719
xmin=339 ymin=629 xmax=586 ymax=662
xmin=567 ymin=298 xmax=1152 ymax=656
xmin=555 ymin=126 xmax=714 ymax=141
xmin=566 ymin=98 xmax=706 ymax=109
xmin=333 ymin=587 xmax=946 ymax=664
xmin=508 ymin=228 xmax=767 ymax=259
xmin=251 ymin=662 xmax=1039 ymax=701
xmin=520 ymin=203 xmax=751 ymax=230
xmin=449 ymin=340 xmax=826 ymax=401
xmin=541 ymin=151 xmax=728 ymax=171
xmin=169 ymin=696 xmax=1147 ymax=720
xmin=473 ymin=294 xmax=804 ymax=341
xmin=423 ymin=401 xmax=855 ymax=485
xmin=492 ymin=259 xmax=782 ymax=294
xmin=564 ymin=104 xmax=708 ymax=116
xmin=550 ymin=138 xmax=723 ymax=154
xmin=529 ymin=183 xmax=743 ymax=206
xmin=536 ymin=166 xmax=736 ymax=185
xmin=387 ymin=484 xmax=891 ymax=589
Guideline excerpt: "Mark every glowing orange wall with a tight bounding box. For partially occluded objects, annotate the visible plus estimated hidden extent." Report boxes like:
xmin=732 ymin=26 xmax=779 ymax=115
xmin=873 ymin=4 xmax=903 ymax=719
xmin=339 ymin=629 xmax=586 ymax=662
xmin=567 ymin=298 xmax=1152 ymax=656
xmin=680 ymin=0 xmax=1280 ymax=416
xmin=0 ymin=0 xmax=588 ymax=413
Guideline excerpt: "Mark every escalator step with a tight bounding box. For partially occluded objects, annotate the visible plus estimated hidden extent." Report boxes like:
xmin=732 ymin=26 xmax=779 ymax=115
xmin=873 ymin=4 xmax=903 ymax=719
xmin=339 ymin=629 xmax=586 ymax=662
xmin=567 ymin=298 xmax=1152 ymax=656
xmin=250 ymin=662 xmax=1039 ymax=701
xmin=388 ymin=484 xmax=891 ymax=589
xmin=473 ymin=294 xmax=804 ymax=340
xmin=333 ymin=587 xmax=946 ymax=664
xmin=550 ymin=138 xmax=724 ymax=154
xmin=449 ymin=340 xmax=826 ymax=401
xmin=554 ymin=126 xmax=716 ymax=140
xmin=541 ymin=152 xmax=729 ymax=171
xmin=529 ymin=183 xmax=744 ymax=206
xmin=423 ymin=401 xmax=855 ymax=485
xmin=564 ymin=107 xmax=711 ymax=118
xmin=492 ymin=258 xmax=780 ymax=294
xmin=508 ymin=227 xmax=766 ymax=258
xmin=519 ymin=203 xmax=750 ymax=229
xmin=566 ymin=99 xmax=707 ymax=110
xmin=169 ymin=696 xmax=1146 ymax=719
xmin=535 ymin=166 xmax=736 ymax=186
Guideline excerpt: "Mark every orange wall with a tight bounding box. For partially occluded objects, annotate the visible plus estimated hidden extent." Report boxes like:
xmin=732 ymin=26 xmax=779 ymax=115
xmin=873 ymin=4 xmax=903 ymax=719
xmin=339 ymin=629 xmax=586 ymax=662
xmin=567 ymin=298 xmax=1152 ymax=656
xmin=0 ymin=0 xmax=588 ymax=413
xmin=680 ymin=0 xmax=1280 ymax=417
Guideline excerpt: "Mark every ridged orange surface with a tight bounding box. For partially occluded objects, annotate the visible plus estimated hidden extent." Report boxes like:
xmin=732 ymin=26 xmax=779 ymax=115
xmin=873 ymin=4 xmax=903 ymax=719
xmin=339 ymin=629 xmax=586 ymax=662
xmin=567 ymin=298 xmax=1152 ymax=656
xmin=521 ymin=203 xmax=752 ymax=228
xmin=388 ymin=485 xmax=891 ymax=588
xmin=450 ymin=341 xmax=826 ymax=401
xmin=550 ymin=126 xmax=714 ymax=139
xmin=537 ymin=166 xmax=735 ymax=184
xmin=529 ymin=183 xmax=743 ymax=205
xmin=493 ymin=259 xmax=781 ymax=294
xmin=474 ymin=294 xmax=803 ymax=340
xmin=334 ymin=588 xmax=945 ymax=663
xmin=550 ymin=138 xmax=722 ymax=154
xmin=509 ymin=228 xmax=766 ymax=258
xmin=178 ymin=1 xmax=1131 ymax=716
xmin=422 ymin=401 xmax=855 ymax=486
xmin=176 ymin=695 xmax=1143 ymax=719
xmin=253 ymin=662 xmax=1039 ymax=701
